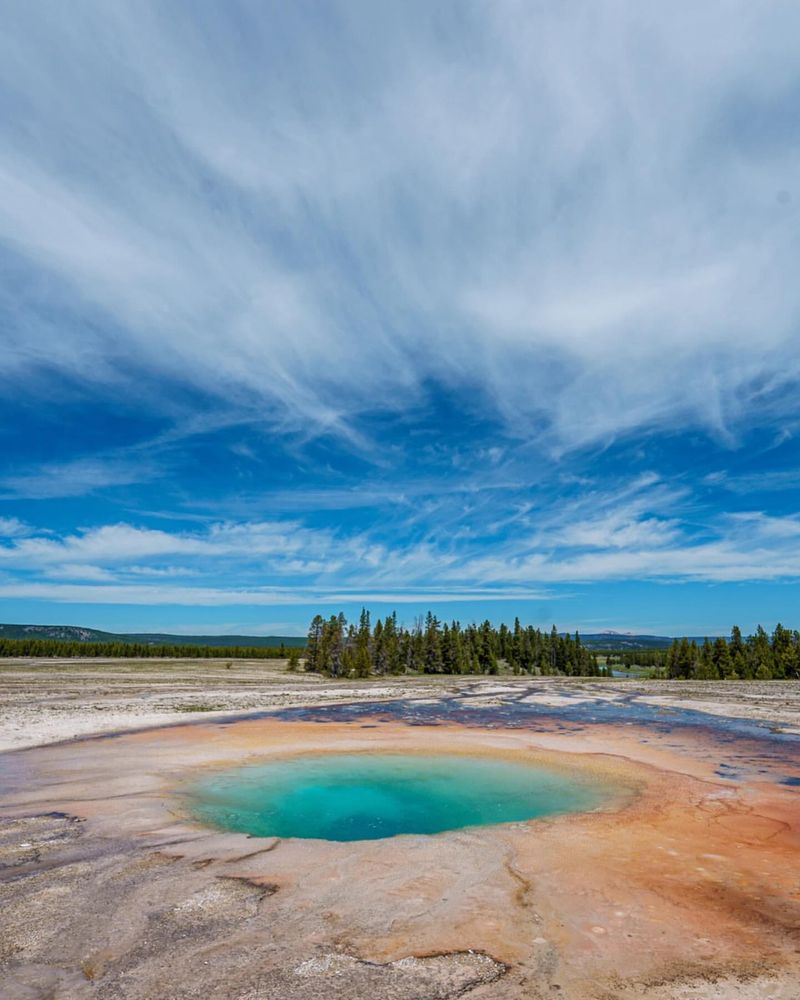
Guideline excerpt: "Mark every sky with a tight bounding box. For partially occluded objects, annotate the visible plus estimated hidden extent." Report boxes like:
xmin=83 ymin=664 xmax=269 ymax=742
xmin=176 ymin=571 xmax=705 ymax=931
xmin=1 ymin=0 xmax=799 ymax=637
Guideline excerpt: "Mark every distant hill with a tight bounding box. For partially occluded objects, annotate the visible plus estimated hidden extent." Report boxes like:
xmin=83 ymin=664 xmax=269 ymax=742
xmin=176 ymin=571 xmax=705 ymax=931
xmin=0 ymin=623 xmax=715 ymax=652
xmin=0 ymin=624 xmax=306 ymax=648
xmin=576 ymin=631 xmax=714 ymax=650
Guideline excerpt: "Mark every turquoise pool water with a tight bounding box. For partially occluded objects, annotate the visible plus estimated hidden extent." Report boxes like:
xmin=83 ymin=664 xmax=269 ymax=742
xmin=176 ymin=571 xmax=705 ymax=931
xmin=185 ymin=752 xmax=606 ymax=841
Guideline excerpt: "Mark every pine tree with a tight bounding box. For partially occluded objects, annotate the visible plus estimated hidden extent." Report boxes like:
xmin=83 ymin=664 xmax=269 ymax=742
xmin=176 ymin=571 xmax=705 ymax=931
xmin=423 ymin=612 xmax=443 ymax=673
xmin=698 ymin=638 xmax=715 ymax=679
xmin=305 ymin=615 xmax=325 ymax=672
xmin=383 ymin=613 xmax=401 ymax=674
xmin=354 ymin=608 xmax=372 ymax=678
xmin=712 ymin=636 xmax=733 ymax=679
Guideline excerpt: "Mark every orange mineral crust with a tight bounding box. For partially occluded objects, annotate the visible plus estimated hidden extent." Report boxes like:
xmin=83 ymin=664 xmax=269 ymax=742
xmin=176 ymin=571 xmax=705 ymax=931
xmin=1 ymin=712 xmax=798 ymax=999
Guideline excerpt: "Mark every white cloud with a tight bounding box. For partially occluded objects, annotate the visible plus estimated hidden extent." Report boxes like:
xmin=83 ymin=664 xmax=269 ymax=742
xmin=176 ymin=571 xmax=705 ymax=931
xmin=724 ymin=511 xmax=800 ymax=540
xmin=553 ymin=514 xmax=681 ymax=551
xmin=124 ymin=565 xmax=198 ymax=578
xmin=3 ymin=480 xmax=800 ymax=608
xmin=43 ymin=563 xmax=116 ymax=582
xmin=0 ymin=520 xmax=339 ymax=567
xmin=0 ymin=516 xmax=31 ymax=537
xmin=0 ymin=457 xmax=158 ymax=499
xmin=0 ymin=2 xmax=798 ymax=452
xmin=1 ymin=5 xmax=799 ymax=617
xmin=0 ymin=581 xmax=553 ymax=607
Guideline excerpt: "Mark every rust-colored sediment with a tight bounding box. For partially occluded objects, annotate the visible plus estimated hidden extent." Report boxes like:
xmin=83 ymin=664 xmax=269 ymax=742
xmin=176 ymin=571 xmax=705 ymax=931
xmin=1 ymin=714 xmax=799 ymax=999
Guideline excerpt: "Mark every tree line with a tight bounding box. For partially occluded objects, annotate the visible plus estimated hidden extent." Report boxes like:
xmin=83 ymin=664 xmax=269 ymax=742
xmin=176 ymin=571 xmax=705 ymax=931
xmin=665 ymin=625 xmax=800 ymax=680
xmin=0 ymin=638 xmax=292 ymax=659
xmin=604 ymin=651 xmax=666 ymax=670
xmin=303 ymin=611 xmax=606 ymax=677
xmin=2 ymin=619 xmax=796 ymax=679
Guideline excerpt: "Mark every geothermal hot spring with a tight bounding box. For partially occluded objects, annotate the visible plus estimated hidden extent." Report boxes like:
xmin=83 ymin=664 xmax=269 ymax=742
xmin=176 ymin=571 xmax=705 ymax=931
xmin=185 ymin=752 xmax=607 ymax=841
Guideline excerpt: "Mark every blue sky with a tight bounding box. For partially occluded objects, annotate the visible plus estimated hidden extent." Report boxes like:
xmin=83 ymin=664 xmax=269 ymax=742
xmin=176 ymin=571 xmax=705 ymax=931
xmin=1 ymin=1 xmax=799 ymax=637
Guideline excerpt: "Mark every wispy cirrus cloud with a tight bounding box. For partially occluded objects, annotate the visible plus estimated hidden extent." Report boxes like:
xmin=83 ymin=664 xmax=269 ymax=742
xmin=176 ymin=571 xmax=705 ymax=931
xmin=1 ymin=4 xmax=799 ymax=632
xmin=3 ymin=476 xmax=800 ymax=609
xmin=0 ymin=457 xmax=159 ymax=500
xmin=0 ymin=520 xmax=341 ymax=568
xmin=0 ymin=582 xmax=554 ymax=608
xmin=1 ymin=1 xmax=799 ymax=455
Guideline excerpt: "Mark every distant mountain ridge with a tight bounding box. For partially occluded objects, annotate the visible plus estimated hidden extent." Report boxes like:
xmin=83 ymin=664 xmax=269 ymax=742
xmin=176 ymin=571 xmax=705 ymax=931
xmin=0 ymin=622 xmax=715 ymax=651
xmin=577 ymin=632 xmax=680 ymax=650
xmin=0 ymin=623 xmax=306 ymax=648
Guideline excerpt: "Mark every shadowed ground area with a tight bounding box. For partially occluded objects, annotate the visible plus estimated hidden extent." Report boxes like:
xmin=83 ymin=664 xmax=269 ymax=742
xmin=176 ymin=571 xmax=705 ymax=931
xmin=1 ymin=668 xmax=799 ymax=999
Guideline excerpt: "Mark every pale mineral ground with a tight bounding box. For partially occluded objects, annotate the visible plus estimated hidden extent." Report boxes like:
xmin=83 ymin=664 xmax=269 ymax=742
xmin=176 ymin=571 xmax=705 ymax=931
xmin=1 ymin=660 xmax=799 ymax=999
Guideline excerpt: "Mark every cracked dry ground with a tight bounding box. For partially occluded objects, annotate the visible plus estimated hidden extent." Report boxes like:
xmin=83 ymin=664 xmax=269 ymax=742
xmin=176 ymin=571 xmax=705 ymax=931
xmin=1 ymin=692 xmax=799 ymax=1000
xmin=0 ymin=812 xmax=504 ymax=999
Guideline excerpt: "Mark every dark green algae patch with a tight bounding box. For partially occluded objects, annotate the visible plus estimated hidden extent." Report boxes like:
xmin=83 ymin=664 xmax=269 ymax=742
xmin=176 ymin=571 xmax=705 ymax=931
xmin=183 ymin=751 xmax=614 ymax=842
